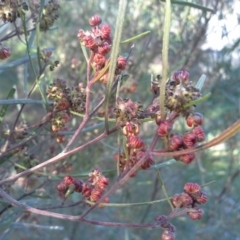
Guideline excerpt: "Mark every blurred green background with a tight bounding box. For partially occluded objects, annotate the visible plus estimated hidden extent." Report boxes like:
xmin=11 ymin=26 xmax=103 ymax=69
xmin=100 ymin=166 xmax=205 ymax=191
xmin=0 ymin=0 xmax=240 ymax=239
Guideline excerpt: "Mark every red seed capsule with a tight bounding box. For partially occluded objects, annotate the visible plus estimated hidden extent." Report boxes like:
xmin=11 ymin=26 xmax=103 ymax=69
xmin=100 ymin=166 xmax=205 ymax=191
xmin=195 ymin=192 xmax=208 ymax=204
xmin=183 ymin=132 xmax=197 ymax=148
xmin=157 ymin=121 xmax=172 ymax=137
xmin=186 ymin=112 xmax=204 ymax=127
xmin=89 ymin=15 xmax=102 ymax=26
xmin=179 ymin=153 xmax=195 ymax=164
xmin=184 ymin=182 xmax=201 ymax=195
xmin=168 ymin=134 xmax=184 ymax=150
xmin=64 ymin=175 xmax=75 ymax=186
xmin=171 ymin=193 xmax=193 ymax=208
xmin=192 ymin=126 xmax=205 ymax=142
xmin=127 ymin=136 xmax=144 ymax=149
xmin=188 ymin=207 xmax=204 ymax=220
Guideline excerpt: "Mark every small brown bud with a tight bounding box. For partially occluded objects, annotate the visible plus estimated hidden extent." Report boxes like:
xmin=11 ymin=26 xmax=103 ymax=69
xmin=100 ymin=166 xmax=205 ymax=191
xmin=162 ymin=230 xmax=175 ymax=240
xmin=171 ymin=193 xmax=193 ymax=208
xmin=57 ymin=181 xmax=67 ymax=192
xmin=73 ymin=179 xmax=83 ymax=192
xmin=188 ymin=207 xmax=204 ymax=220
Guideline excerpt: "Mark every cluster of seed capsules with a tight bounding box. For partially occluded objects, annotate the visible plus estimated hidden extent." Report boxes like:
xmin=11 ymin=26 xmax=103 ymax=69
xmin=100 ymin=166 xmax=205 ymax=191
xmin=114 ymin=97 xmax=154 ymax=177
xmin=47 ymin=79 xmax=86 ymax=143
xmin=57 ymin=169 xmax=109 ymax=206
xmin=154 ymin=70 xmax=205 ymax=164
xmin=77 ymin=15 xmax=127 ymax=83
xmin=154 ymin=215 xmax=176 ymax=240
xmin=39 ymin=0 xmax=60 ymax=32
xmin=0 ymin=0 xmax=28 ymax=23
xmin=154 ymin=182 xmax=207 ymax=240
xmin=171 ymin=182 xmax=207 ymax=220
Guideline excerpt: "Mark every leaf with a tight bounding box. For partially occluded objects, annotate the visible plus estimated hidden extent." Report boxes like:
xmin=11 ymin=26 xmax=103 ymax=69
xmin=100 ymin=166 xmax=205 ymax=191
xmin=195 ymin=74 xmax=206 ymax=90
xmin=121 ymin=31 xmax=151 ymax=44
xmin=183 ymin=92 xmax=211 ymax=109
xmin=0 ymin=88 xmax=16 ymax=126
xmin=160 ymin=0 xmax=215 ymax=13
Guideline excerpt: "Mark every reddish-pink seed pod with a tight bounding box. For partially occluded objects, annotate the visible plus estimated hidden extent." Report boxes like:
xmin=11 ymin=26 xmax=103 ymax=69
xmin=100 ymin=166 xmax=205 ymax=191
xmin=157 ymin=121 xmax=172 ymax=137
xmin=179 ymin=153 xmax=195 ymax=164
xmin=82 ymin=183 xmax=92 ymax=197
xmin=127 ymin=136 xmax=145 ymax=149
xmin=0 ymin=46 xmax=11 ymax=59
xmin=95 ymin=177 xmax=109 ymax=190
xmin=64 ymin=176 xmax=75 ymax=186
xmin=168 ymin=134 xmax=184 ymax=150
xmin=83 ymin=35 xmax=96 ymax=49
xmin=98 ymin=43 xmax=111 ymax=55
xmin=184 ymin=182 xmax=201 ymax=194
xmin=117 ymin=56 xmax=127 ymax=70
xmin=171 ymin=193 xmax=193 ymax=208
xmin=93 ymin=53 xmax=106 ymax=67
xmin=172 ymin=70 xmax=189 ymax=84
xmin=100 ymin=24 xmax=111 ymax=39
xmin=188 ymin=208 xmax=204 ymax=220
xmin=186 ymin=112 xmax=204 ymax=127
xmin=57 ymin=181 xmax=67 ymax=192
xmin=122 ymin=122 xmax=140 ymax=136
xmin=89 ymin=15 xmax=102 ymax=26
xmin=141 ymin=158 xmax=154 ymax=169
xmin=161 ymin=230 xmax=175 ymax=240
xmin=195 ymin=192 xmax=208 ymax=204
xmin=90 ymin=188 xmax=102 ymax=202
xmin=171 ymin=194 xmax=181 ymax=207
xmin=183 ymin=132 xmax=197 ymax=148
xmin=77 ymin=29 xmax=85 ymax=40
xmin=192 ymin=126 xmax=205 ymax=142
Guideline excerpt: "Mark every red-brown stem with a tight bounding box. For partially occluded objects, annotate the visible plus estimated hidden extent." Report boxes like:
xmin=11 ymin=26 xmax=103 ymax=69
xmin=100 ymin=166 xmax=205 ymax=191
xmin=0 ymin=187 xmax=159 ymax=229
xmin=0 ymin=131 xmax=113 ymax=185
xmin=152 ymin=119 xmax=240 ymax=158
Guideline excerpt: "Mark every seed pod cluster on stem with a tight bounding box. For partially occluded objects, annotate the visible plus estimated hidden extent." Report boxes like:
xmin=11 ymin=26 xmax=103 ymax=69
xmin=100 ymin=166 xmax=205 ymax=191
xmin=57 ymin=169 xmax=109 ymax=207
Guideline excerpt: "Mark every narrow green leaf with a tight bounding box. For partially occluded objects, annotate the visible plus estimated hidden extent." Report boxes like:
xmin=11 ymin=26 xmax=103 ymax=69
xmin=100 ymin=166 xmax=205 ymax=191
xmin=104 ymin=0 xmax=127 ymax=132
xmin=121 ymin=31 xmax=151 ymax=44
xmin=195 ymin=74 xmax=206 ymax=90
xmin=0 ymin=88 xmax=16 ymax=126
xmin=183 ymin=92 xmax=211 ymax=109
xmin=160 ymin=0 xmax=215 ymax=13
